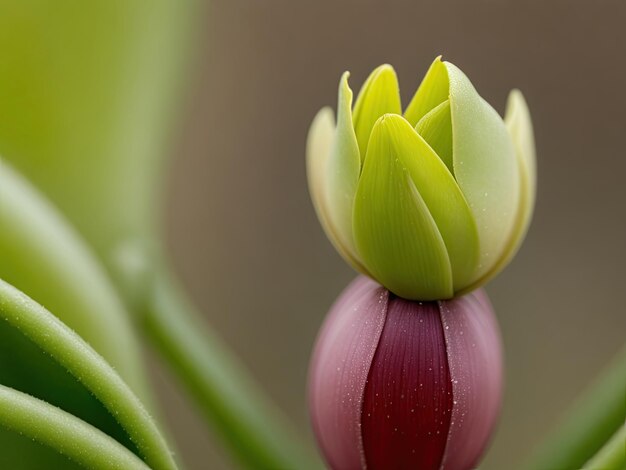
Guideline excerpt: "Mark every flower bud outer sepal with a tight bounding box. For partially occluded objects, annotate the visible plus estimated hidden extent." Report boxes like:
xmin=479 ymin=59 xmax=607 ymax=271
xmin=309 ymin=276 xmax=503 ymax=470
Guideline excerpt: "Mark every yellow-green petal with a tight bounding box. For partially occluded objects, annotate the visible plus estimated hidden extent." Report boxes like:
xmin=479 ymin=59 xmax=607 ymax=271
xmin=306 ymin=107 xmax=337 ymax=242
xmin=307 ymin=74 xmax=370 ymax=274
xmin=404 ymin=56 xmax=449 ymax=127
xmin=415 ymin=99 xmax=454 ymax=173
xmin=352 ymin=65 xmax=402 ymax=162
xmin=389 ymin=115 xmax=479 ymax=292
xmin=356 ymin=114 xmax=478 ymax=294
xmin=353 ymin=114 xmax=453 ymax=300
xmin=506 ymin=89 xmax=537 ymax=216
xmin=328 ymin=74 xmax=361 ymax=249
xmin=462 ymin=90 xmax=537 ymax=291
xmin=445 ymin=61 xmax=521 ymax=279
xmin=306 ymin=106 xmax=369 ymax=274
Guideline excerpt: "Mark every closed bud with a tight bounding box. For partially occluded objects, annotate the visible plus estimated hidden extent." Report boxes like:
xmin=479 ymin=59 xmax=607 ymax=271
xmin=308 ymin=276 xmax=503 ymax=470
xmin=307 ymin=57 xmax=536 ymax=300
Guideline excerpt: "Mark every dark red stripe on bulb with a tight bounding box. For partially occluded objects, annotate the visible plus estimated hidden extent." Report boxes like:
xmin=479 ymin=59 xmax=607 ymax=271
xmin=361 ymin=296 xmax=453 ymax=470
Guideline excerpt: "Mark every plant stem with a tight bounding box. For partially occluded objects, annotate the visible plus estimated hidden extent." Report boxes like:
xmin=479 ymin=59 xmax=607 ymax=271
xmin=141 ymin=268 xmax=321 ymax=470
xmin=524 ymin=345 xmax=626 ymax=470
xmin=582 ymin=425 xmax=626 ymax=470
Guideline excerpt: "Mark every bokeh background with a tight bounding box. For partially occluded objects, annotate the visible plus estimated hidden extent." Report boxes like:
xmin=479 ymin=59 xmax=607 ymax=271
xmin=0 ymin=0 xmax=626 ymax=470
xmin=151 ymin=1 xmax=626 ymax=468
xmin=0 ymin=0 xmax=623 ymax=469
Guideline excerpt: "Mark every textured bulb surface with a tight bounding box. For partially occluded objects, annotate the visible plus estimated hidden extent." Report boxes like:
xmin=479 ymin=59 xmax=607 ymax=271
xmin=308 ymin=277 xmax=503 ymax=470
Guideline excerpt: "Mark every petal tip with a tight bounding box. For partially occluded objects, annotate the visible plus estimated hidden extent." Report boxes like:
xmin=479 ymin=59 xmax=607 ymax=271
xmin=371 ymin=63 xmax=398 ymax=78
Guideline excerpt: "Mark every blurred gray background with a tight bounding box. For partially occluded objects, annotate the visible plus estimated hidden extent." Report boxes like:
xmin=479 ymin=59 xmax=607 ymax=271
xmin=150 ymin=1 xmax=626 ymax=468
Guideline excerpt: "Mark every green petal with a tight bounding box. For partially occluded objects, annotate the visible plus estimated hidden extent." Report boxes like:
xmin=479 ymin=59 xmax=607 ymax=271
xmin=393 ymin=115 xmax=479 ymax=292
xmin=404 ymin=56 xmax=449 ymax=127
xmin=320 ymin=73 xmax=370 ymax=274
xmin=352 ymin=64 xmax=402 ymax=161
xmin=506 ymin=89 xmax=537 ymax=215
xmin=415 ymin=99 xmax=454 ymax=173
xmin=306 ymin=78 xmax=370 ymax=274
xmin=305 ymin=107 xmax=338 ymax=246
xmin=462 ymin=90 xmax=537 ymax=291
xmin=353 ymin=114 xmax=453 ymax=300
xmin=445 ymin=61 xmax=521 ymax=279
xmin=357 ymin=114 xmax=478 ymax=293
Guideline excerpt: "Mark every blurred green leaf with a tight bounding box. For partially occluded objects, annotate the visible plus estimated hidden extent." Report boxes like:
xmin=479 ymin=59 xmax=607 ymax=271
xmin=0 ymin=0 xmax=194 ymax=261
xmin=0 ymin=2 xmax=320 ymax=469
xmin=144 ymin=269 xmax=322 ymax=470
xmin=0 ymin=279 xmax=177 ymax=470
xmin=582 ymin=425 xmax=626 ymax=470
xmin=0 ymin=426 xmax=84 ymax=470
xmin=525 ymin=346 xmax=626 ymax=470
xmin=0 ymin=161 xmax=149 ymax=399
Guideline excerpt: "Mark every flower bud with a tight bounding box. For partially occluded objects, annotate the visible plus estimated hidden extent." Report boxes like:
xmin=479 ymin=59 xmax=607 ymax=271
xmin=307 ymin=57 xmax=536 ymax=300
xmin=308 ymin=276 xmax=503 ymax=470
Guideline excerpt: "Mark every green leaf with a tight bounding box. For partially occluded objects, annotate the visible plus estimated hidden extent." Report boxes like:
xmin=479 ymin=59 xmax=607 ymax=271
xmin=445 ymin=61 xmax=521 ymax=280
xmin=0 ymin=0 xmax=195 ymax=261
xmin=415 ymin=99 xmax=454 ymax=173
xmin=0 ymin=385 xmax=150 ymax=470
xmin=352 ymin=64 xmax=402 ymax=161
xmin=0 ymin=279 xmax=177 ymax=470
xmin=144 ymin=270 xmax=322 ymax=470
xmin=524 ymin=346 xmax=626 ymax=470
xmin=582 ymin=425 xmax=626 ymax=470
xmin=0 ymin=161 xmax=149 ymax=400
xmin=0 ymin=426 xmax=84 ymax=470
xmin=353 ymin=114 xmax=453 ymax=300
xmin=404 ymin=56 xmax=449 ymax=127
